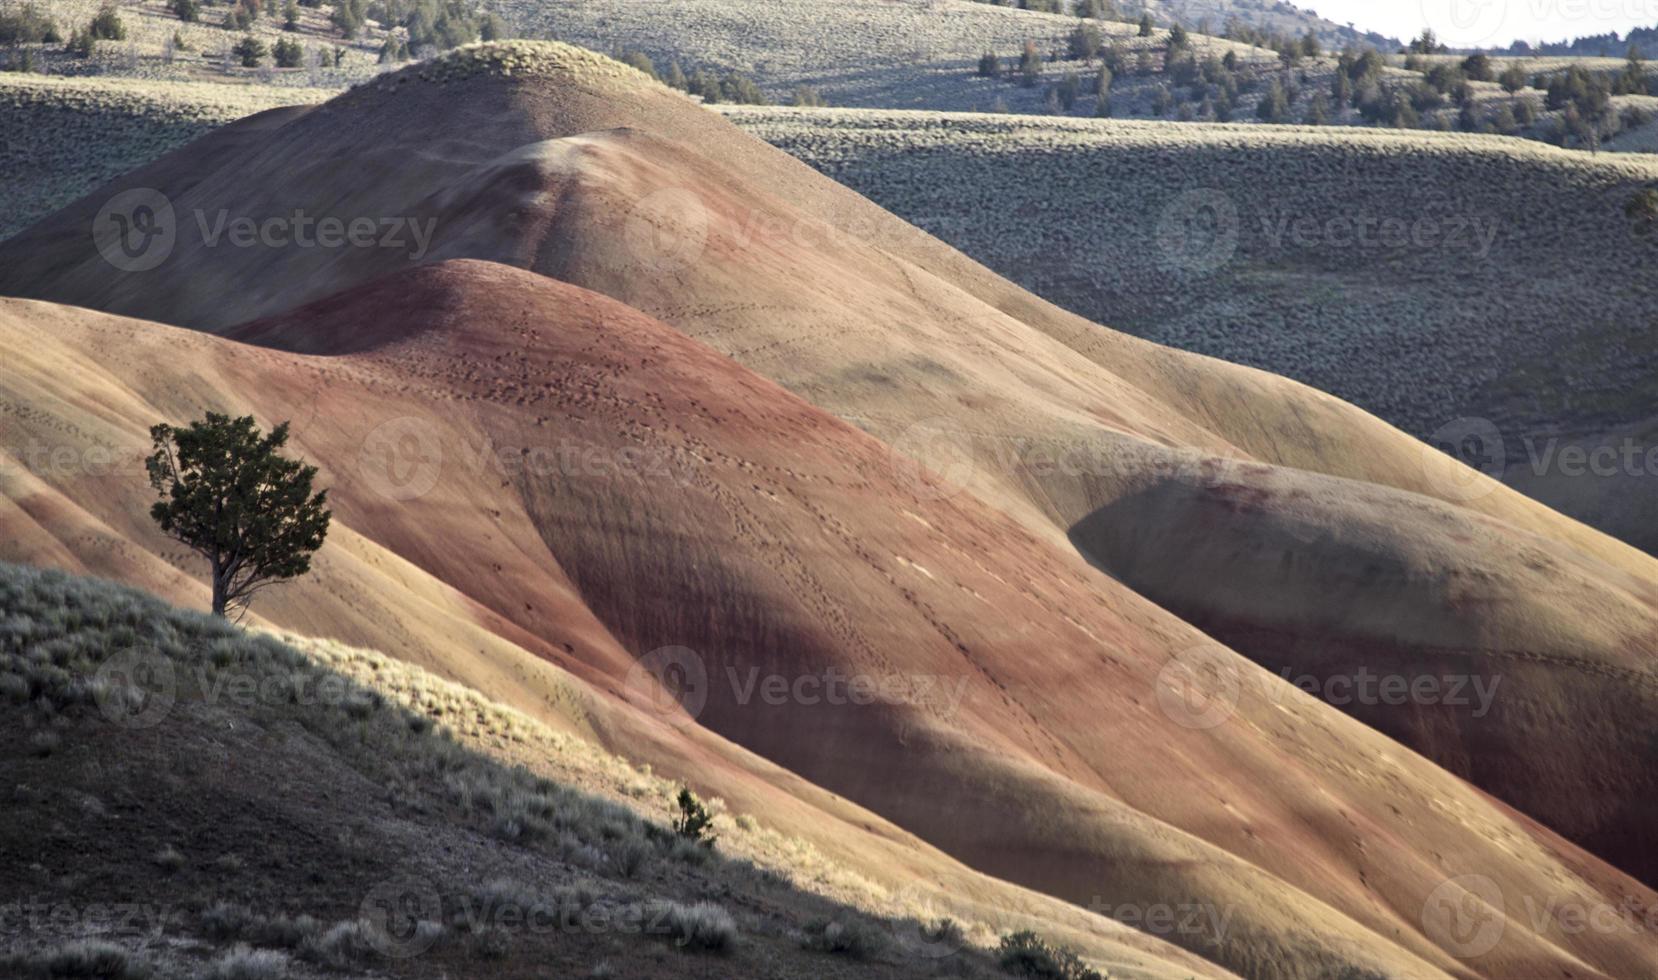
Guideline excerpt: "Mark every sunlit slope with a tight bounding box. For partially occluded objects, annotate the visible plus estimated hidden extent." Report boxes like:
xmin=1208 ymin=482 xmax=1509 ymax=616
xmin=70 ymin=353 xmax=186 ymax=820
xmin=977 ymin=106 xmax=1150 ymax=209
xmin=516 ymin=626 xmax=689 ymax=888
xmin=1 ymin=261 xmax=1655 ymax=977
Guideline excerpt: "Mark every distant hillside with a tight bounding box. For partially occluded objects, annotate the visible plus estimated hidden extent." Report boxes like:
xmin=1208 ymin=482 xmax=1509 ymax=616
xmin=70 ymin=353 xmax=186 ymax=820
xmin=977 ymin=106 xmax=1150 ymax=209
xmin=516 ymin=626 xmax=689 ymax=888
xmin=727 ymin=106 xmax=1658 ymax=552
xmin=1516 ymin=25 xmax=1658 ymax=58
xmin=0 ymin=74 xmax=329 ymax=240
xmin=5 ymin=0 xmax=1638 ymax=153
xmin=1144 ymin=0 xmax=1397 ymax=50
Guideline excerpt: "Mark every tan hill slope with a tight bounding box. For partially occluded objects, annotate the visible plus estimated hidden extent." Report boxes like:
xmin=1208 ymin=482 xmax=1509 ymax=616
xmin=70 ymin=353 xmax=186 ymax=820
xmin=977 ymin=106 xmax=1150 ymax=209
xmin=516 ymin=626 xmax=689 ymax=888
xmin=5 ymin=256 xmax=1658 ymax=979
xmin=0 ymin=278 xmax=1232 ymax=980
xmin=3 ymin=41 xmax=1658 ymax=976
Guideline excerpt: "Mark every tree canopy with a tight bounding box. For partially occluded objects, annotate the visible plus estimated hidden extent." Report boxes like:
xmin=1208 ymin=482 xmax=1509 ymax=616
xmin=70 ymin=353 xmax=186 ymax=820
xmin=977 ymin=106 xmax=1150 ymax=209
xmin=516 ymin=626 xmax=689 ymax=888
xmin=146 ymin=414 xmax=331 ymax=619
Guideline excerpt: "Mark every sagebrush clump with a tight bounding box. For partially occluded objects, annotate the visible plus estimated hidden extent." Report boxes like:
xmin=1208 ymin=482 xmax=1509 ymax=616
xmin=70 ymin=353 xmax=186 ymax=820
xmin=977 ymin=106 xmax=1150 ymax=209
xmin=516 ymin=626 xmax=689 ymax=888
xmin=997 ymin=930 xmax=1103 ymax=980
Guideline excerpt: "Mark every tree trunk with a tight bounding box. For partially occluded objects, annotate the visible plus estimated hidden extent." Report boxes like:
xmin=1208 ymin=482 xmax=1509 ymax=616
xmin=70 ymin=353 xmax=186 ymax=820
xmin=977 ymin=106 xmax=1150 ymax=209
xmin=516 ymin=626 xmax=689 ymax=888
xmin=210 ymin=559 xmax=228 ymax=618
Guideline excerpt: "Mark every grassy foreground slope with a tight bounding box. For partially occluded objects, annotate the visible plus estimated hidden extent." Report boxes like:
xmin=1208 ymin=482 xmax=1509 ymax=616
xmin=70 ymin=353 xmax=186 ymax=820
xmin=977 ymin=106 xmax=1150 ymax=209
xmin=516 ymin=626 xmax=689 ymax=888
xmin=728 ymin=105 xmax=1658 ymax=550
xmin=0 ymin=561 xmax=1117 ymax=979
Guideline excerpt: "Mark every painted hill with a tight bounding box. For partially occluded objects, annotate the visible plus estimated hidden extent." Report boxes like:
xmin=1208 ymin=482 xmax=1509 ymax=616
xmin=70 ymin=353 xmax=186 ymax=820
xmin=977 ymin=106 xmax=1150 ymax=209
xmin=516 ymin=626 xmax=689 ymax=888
xmin=3 ymin=41 xmax=1658 ymax=978
xmin=8 ymin=250 xmax=1658 ymax=979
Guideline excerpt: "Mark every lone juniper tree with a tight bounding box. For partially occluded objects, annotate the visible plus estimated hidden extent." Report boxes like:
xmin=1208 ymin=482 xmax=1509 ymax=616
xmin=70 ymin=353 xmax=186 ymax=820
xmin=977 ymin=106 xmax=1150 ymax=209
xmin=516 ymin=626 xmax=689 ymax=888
xmin=146 ymin=413 xmax=331 ymax=619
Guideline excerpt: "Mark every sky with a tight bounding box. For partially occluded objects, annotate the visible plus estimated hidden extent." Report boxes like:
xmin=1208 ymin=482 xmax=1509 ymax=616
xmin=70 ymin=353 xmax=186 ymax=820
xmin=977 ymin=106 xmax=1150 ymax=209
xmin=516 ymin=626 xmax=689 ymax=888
xmin=1305 ymin=0 xmax=1658 ymax=48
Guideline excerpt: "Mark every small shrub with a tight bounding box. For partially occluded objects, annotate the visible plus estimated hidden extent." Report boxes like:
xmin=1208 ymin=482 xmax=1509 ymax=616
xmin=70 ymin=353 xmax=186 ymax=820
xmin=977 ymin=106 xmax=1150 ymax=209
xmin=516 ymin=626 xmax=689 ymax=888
xmin=1067 ymin=23 xmax=1100 ymax=62
xmin=153 ymin=845 xmax=185 ymax=874
xmin=88 ymin=4 xmax=125 ymax=40
xmin=470 ymin=878 xmax=541 ymax=919
xmin=668 ymin=836 xmax=713 ymax=866
xmin=671 ymin=787 xmax=716 ymax=848
xmin=0 ymin=3 xmax=59 ymax=43
xmin=791 ymin=85 xmax=826 ymax=107
xmin=802 ymin=917 xmax=888 ymax=959
xmin=1627 ymin=188 xmax=1658 ymax=236
xmin=200 ymin=901 xmax=320 ymax=947
xmin=205 ymin=946 xmax=289 ymax=980
xmin=0 ymin=672 xmax=30 ymax=703
xmin=921 ymin=917 xmax=966 ymax=951
xmin=648 ymin=901 xmax=737 ymax=952
xmin=232 ymin=36 xmax=267 ymax=68
xmin=0 ymin=941 xmax=151 ymax=979
xmin=273 ymin=38 xmax=303 ymax=68
xmin=297 ymin=920 xmax=377 ymax=969
xmin=612 ymin=837 xmax=652 ymax=878
xmin=201 ymin=901 xmax=253 ymax=940
xmin=28 ymin=728 xmax=60 ymax=757
xmin=997 ymin=931 xmax=1102 ymax=980
xmin=1019 ymin=40 xmax=1041 ymax=87
xmin=619 ymin=49 xmax=656 ymax=79
xmin=64 ymin=28 xmax=95 ymax=58
xmin=251 ymin=914 xmax=320 ymax=950
xmin=471 ymin=925 xmax=510 ymax=960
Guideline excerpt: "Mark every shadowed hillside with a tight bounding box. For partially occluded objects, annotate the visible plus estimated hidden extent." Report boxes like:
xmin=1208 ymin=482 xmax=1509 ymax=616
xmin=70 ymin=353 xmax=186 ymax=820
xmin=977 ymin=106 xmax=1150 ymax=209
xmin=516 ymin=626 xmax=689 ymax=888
xmin=3 ymin=561 xmax=1158 ymax=978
